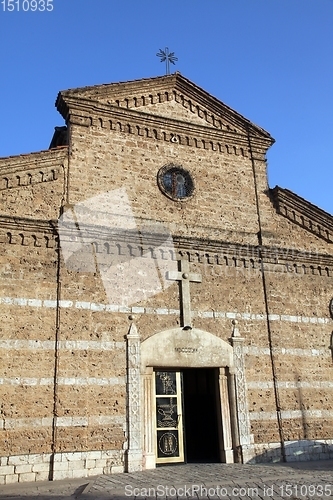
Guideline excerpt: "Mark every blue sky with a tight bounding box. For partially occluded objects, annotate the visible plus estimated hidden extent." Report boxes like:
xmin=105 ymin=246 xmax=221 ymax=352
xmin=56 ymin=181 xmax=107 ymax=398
xmin=0 ymin=0 xmax=332 ymax=214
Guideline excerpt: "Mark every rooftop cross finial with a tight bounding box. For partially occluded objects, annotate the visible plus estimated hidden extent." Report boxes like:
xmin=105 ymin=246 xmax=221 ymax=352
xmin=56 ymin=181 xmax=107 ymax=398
xmin=156 ymin=47 xmax=178 ymax=75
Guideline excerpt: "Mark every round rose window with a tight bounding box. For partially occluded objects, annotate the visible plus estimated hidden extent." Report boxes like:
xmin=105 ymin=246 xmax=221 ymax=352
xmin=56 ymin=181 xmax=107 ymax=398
xmin=157 ymin=164 xmax=194 ymax=201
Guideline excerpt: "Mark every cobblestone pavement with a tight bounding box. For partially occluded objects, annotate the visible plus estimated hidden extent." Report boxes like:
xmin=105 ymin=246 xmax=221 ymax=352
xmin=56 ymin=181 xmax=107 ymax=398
xmin=0 ymin=460 xmax=332 ymax=500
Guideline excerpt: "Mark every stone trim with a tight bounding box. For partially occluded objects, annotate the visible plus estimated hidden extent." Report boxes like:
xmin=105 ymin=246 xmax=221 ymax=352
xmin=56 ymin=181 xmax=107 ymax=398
xmin=245 ymin=346 xmax=331 ymax=357
xmin=218 ymin=368 xmax=234 ymax=463
xmin=0 ymin=296 xmax=332 ymax=327
xmin=0 ymin=146 xmax=68 ymax=167
xmin=0 ymin=414 xmax=125 ymax=430
xmin=0 ymin=147 xmax=67 ymax=192
xmin=125 ymin=323 xmax=142 ymax=472
xmin=67 ymin=100 xmax=253 ymax=158
xmin=0 ymin=449 xmax=124 ymax=484
xmin=0 ymin=376 xmax=125 ymax=387
xmin=0 ymin=215 xmax=58 ymax=248
xmin=5 ymin=377 xmax=332 ymax=390
xmin=0 ymin=338 xmax=124 ymax=350
xmin=0 ymin=165 xmax=60 ymax=191
xmin=247 ymin=380 xmax=333 ymax=389
xmin=271 ymin=186 xmax=333 ymax=243
xmin=249 ymin=409 xmax=333 ymax=421
xmin=111 ymin=89 xmax=241 ymax=133
xmin=229 ymin=324 xmax=252 ymax=458
xmin=3 ymin=406 xmax=333 ymax=432
xmin=0 ymin=216 xmax=332 ymax=272
xmin=142 ymin=368 xmax=154 ymax=469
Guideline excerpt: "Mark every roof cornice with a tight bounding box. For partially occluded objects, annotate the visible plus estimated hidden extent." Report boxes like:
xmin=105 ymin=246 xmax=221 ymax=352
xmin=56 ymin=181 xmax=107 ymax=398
xmin=58 ymin=96 xmax=273 ymax=154
xmin=172 ymin=74 xmax=271 ymax=139
xmin=0 ymin=214 xmax=332 ymax=270
xmin=56 ymin=73 xmax=274 ymax=144
xmin=0 ymin=147 xmax=68 ymax=191
xmin=0 ymin=147 xmax=68 ymax=169
xmin=271 ymin=186 xmax=333 ymax=243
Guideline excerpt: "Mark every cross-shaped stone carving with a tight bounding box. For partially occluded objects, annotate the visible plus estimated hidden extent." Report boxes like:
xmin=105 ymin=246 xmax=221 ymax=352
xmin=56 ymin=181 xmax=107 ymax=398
xmin=167 ymin=259 xmax=202 ymax=327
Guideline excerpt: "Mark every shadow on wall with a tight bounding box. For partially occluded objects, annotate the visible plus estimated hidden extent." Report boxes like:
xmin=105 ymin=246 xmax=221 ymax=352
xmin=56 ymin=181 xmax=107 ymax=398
xmin=253 ymin=440 xmax=333 ymax=466
xmin=254 ymin=370 xmax=333 ymax=465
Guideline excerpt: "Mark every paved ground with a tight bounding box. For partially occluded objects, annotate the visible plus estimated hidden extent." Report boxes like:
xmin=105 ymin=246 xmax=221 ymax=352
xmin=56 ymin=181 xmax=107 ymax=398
xmin=0 ymin=460 xmax=332 ymax=500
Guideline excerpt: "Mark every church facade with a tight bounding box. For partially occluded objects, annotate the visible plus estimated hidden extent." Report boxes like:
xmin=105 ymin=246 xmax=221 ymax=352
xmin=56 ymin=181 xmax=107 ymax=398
xmin=0 ymin=73 xmax=332 ymax=484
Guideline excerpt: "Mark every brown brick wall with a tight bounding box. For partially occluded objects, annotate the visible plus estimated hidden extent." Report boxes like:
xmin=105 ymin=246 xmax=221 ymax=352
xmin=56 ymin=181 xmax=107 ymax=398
xmin=0 ymin=76 xmax=332 ymax=474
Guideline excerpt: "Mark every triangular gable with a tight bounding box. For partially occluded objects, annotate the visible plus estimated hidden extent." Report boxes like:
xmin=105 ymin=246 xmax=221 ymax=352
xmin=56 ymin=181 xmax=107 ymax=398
xmin=56 ymin=73 xmax=274 ymax=142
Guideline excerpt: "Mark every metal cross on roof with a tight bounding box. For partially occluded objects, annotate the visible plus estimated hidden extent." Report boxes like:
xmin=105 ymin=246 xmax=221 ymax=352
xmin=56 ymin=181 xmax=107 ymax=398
xmin=156 ymin=47 xmax=178 ymax=75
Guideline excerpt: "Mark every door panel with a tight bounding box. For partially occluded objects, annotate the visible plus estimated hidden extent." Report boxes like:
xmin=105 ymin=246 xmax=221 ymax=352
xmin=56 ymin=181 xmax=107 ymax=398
xmin=154 ymin=369 xmax=220 ymax=464
xmin=154 ymin=371 xmax=184 ymax=464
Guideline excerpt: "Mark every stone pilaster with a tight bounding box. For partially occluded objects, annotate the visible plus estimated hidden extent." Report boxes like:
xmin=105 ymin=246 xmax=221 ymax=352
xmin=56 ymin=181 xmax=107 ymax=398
xmin=228 ymin=369 xmax=242 ymax=463
xmin=125 ymin=323 xmax=142 ymax=472
xmin=143 ymin=367 xmax=155 ymax=469
xmin=218 ymin=368 xmax=234 ymax=463
xmin=229 ymin=320 xmax=253 ymax=463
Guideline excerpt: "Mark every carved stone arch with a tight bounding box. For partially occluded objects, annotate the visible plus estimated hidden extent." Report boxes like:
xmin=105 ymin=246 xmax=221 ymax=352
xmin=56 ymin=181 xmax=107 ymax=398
xmin=141 ymin=327 xmax=234 ymax=370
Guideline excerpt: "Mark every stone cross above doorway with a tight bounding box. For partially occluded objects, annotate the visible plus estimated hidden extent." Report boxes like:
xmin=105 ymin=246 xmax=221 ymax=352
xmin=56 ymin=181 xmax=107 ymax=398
xmin=166 ymin=259 xmax=202 ymax=328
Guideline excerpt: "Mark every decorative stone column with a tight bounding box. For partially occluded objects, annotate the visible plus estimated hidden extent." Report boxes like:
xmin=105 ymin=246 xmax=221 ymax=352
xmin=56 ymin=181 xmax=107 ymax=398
xmin=227 ymin=368 xmax=242 ymax=463
xmin=218 ymin=368 xmax=234 ymax=463
xmin=143 ymin=367 xmax=155 ymax=469
xmin=229 ymin=320 xmax=253 ymax=463
xmin=125 ymin=323 xmax=142 ymax=472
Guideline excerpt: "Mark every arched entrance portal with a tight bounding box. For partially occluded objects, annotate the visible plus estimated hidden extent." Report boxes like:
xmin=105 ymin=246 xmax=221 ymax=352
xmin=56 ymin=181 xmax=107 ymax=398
xmin=141 ymin=327 xmax=237 ymax=469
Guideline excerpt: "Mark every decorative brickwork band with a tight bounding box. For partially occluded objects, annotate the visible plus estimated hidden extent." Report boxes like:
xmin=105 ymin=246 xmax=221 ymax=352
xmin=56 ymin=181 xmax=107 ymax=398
xmin=125 ymin=323 xmax=142 ymax=472
xmin=230 ymin=320 xmax=253 ymax=463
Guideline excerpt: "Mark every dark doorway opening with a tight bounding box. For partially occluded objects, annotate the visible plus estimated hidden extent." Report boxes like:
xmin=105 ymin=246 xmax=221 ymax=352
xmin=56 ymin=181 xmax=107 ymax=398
xmin=182 ymin=368 xmax=220 ymax=462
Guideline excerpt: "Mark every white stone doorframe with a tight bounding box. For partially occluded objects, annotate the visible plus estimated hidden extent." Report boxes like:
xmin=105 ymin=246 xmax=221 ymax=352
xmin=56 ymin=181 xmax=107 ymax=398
xmin=138 ymin=326 xmax=246 ymax=469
